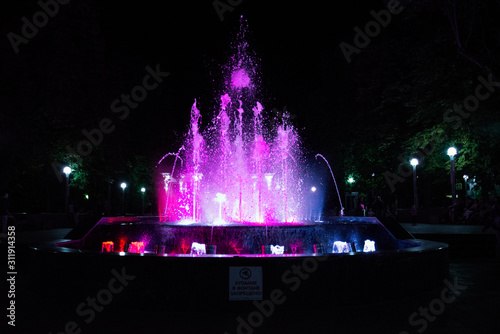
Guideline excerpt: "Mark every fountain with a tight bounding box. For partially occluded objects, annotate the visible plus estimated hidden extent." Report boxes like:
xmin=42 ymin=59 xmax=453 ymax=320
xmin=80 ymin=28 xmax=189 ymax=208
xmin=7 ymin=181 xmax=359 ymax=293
xmin=31 ymin=18 xmax=448 ymax=311
xmin=157 ymin=76 xmax=304 ymax=224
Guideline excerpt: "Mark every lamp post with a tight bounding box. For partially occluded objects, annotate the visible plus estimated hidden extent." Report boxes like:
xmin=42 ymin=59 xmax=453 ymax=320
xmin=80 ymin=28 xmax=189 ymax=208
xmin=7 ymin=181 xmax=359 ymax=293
xmin=346 ymin=177 xmax=355 ymax=216
xmin=310 ymin=186 xmax=317 ymax=221
xmin=447 ymin=147 xmax=457 ymax=223
xmin=463 ymin=175 xmax=469 ymax=199
xmin=140 ymin=187 xmax=146 ymax=215
xmin=120 ymin=182 xmax=127 ymax=215
xmin=410 ymin=158 xmax=419 ymax=209
xmin=63 ymin=166 xmax=72 ymax=214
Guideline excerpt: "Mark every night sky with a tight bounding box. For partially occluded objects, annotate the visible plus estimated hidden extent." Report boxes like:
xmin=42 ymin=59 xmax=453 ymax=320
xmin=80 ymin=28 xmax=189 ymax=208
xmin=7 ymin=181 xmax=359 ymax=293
xmin=1 ymin=0 xmax=499 ymax=213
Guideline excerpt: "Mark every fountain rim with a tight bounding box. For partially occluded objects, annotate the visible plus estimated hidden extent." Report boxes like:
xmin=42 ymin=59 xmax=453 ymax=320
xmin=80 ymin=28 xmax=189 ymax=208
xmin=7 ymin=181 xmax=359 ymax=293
xmin=30 ymin=216 xmax=448 ymax=257
xmin=31 ymin=238 xmax=447 ymax=258
xmin=92 ymin=215 xmax=388 ymax=226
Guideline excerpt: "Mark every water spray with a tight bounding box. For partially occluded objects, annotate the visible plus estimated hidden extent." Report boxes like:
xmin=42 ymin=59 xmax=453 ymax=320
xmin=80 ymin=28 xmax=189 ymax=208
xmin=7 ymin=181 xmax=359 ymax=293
xmin=315 ymin=154 xmax=344 ymax=216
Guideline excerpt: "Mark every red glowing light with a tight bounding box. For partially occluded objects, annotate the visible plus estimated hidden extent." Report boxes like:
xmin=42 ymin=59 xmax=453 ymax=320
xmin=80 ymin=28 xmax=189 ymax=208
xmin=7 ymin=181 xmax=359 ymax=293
xmin=229 ymin=240 xmax=243 ymax=254
xmin=118 ymin=238 xmax=127 ymax=252
xmin=101 ymin=241 xmax=114 ymax=252
xmin=290 ymin=241 xmax=302 ymax=254
xmin=180 ymin=239 xmax=189 ymax=254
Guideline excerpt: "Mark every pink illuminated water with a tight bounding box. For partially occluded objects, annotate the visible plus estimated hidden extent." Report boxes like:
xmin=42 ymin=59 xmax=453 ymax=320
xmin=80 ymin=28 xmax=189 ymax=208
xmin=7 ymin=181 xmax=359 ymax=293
xmin=231 ymin=68 xmax=251 ymax=88
xmin=159 ymin=19 xmax=305 ymax=224
xmin=128 ymin=241 xmax=145 ymax=253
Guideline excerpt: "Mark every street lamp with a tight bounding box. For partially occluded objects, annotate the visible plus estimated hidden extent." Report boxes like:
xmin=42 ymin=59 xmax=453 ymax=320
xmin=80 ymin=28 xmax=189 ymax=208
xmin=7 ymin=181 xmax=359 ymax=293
xmin=140 ymin=187 xmax=146 ymax=215
xmin=410 ymin=158 xmax=419 ymax=209
xmin=309 ymin=186 xmax=318 ymax=220
xmin=120 ymin=182 xmax=127 ymax=215
xmin=447 ymin=147 xmax=457 ymax=202
xmin=63 ymin=166 xmax=72 ymax=214
xmin=345 ymin=177 xmax=355 ymax=216
xmin=463 ymin=175 xmax=469 ymax=199
xmin=447 ymin=147 xmax=457 ymax=223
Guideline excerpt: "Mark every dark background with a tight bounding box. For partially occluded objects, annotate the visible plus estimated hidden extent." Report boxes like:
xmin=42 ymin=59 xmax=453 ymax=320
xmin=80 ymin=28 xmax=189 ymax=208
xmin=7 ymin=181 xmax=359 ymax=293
xmin=1 ymin=0 xmax=499 ymax=216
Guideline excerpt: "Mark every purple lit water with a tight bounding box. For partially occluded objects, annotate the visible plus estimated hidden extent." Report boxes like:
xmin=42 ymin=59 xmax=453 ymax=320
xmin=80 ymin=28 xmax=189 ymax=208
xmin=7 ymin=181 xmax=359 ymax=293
xmin=159 ymin=19 xmax=305 ymax=224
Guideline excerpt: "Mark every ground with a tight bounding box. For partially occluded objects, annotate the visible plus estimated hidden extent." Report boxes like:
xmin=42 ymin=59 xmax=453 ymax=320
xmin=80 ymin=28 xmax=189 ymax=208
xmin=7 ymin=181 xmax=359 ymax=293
xmin=2 ymin=224 xmax=500 ymax=334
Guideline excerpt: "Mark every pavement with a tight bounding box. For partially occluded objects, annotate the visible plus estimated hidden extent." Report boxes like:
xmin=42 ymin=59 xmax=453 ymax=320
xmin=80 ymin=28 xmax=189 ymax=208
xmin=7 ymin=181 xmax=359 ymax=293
xmin=3 ymin=224 xmax=500 ymax=334
xmin=401 ymin=223 xmax=496 ymax=235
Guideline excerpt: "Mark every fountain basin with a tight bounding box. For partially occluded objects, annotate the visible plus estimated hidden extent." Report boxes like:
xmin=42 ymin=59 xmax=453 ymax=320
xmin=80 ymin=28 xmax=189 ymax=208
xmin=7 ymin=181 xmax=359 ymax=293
xmin=29 ymin=217 xmax=448 ymax=311
xmin=55 ymin=216 xmax=421 ymax=255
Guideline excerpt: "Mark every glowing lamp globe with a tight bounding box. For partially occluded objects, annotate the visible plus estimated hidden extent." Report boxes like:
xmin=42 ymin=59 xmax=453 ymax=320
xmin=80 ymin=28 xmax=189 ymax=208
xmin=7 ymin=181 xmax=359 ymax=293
xmin=63 ymin=166 xmax=72 ymax=176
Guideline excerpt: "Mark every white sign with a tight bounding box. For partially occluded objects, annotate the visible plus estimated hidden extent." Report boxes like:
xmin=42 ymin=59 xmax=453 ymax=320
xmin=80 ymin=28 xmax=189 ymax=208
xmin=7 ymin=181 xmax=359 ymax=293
xmin=229 ymin=267 xmax=263 ymax=300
